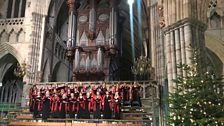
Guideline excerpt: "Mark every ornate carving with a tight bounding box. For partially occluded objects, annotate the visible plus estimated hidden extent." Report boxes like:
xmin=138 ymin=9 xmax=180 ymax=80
xmin=79 ymin=15 xmax=88 ymax=23
xmin=158 ymin=5 xmax=165 ymax=28
xmin=65 ymin=48 xmax=75 ymax=62
xmin=208 ymin=0 xmax=217 ymax=8
xmin=88 ymin=31 xmax=96 ymax=40
xmin=98 ymin=14 xmax=109 ymax=22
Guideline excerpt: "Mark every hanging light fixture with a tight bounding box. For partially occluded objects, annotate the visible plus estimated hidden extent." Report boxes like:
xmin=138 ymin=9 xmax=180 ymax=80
xmin=14 ymin=60 xmax=27 ymax=78
xmin=131 ymin=56 xmax=151 ymax=76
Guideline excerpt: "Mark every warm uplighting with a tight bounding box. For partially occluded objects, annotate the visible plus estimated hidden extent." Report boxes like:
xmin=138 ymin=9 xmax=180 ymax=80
xmin=14 ymin=60 xmax=27 ymax=78
xmin=131 ymin=56 xmax=151 ymax=75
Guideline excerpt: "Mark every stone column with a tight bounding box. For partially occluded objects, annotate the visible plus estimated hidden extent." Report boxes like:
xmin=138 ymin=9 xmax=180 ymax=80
xmin=174 ymin=28 xmax=182 ymax=76
xmin=184 ymin=23 xmax=193 ymax=65
xmin=180 ymin=26 xmax=186 ymax=76
xmin=38 ymin=16 xmax=46 ymax=74
xmin=170 ymin=30 xmax=177 ymax=80
xmin=163 ymin=19 xmax=207 ymax=93
xmin=164 ymin=31 xmax=173 ymax=92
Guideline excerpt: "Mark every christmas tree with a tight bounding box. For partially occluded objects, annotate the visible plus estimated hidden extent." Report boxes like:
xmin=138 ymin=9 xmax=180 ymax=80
xmin=168 ymin=50 xmax=224 ymax=126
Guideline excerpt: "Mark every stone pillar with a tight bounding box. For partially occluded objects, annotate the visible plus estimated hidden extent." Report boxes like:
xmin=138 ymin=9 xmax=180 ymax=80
xmin=164 ymin=19 xmax=207 ymax=93
xmin=164 ymin=32 xmax=174 ymax=92
xmin=170 ymin=30 xmax=177 ymax=80
xmin=174 ymin=28 xmax=182 ymax=76
xmin=184 ymin=23 xmax=193 ymax=65
xmin=38 ymin=16 xmax=46 ymax=76
xmin=179 ymin=26 xmax=186 ymax=76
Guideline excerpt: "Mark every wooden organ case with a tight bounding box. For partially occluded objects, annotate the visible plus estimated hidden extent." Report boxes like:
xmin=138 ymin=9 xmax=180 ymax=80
xmin=66 ymin=0 xmax=120 ymax=81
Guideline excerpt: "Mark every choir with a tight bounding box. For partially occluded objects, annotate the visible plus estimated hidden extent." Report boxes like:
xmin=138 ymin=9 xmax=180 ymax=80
xmin=29 ymin=82 xmax=142 ymax=120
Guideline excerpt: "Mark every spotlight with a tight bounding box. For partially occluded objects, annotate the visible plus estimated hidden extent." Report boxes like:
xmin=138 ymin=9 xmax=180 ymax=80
xmin=128 ymin=0 xmax=134 ymax=5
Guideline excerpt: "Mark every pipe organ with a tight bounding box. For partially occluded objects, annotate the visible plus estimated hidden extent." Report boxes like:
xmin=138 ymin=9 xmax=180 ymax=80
xmin=66 ymin=0 xmax=120 ymax=81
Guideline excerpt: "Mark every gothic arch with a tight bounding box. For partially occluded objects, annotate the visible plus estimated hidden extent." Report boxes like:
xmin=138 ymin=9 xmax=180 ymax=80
xmin=0 ymin=30 xmax=9 ymax=42
xmin=52 ymin=61 xmax=68 ymax=82
xmin=205 ymin=33 xmax=224 ymax=64
xmin=0 ymin=53 xmax=23 ymax=103
xmin=42 ymin=58 xmax=50 ymax=82
xmin=8 ymin=29 xmax=17 ymax=42
xmin=0 ymin=43 xmax=23 ymax=64
xmin=17 ymin=28 xmax=25 ymax=42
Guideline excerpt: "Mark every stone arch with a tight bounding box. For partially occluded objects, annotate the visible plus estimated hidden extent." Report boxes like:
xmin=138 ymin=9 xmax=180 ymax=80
xmin=0 ymin=30 xmax=9 ymax=42
xmin=52 ymin=61 xmax=68 ymax=82
xmin=205 ymin=33 xmax=224 ymax=68
xmin=206 ymin=48 xmax=223 ymax=76
xmin=17 ymin=28 xmax=25 ymax=42
xmin=8 ymin=29 xmax=17 ymax=42
xmin=0 ymin=43 xmax=23 ymax=64
xmin=0 ymin=53 xmax=23 ymax=104
xmin=42 ymin=58 xmax=50 ymax=82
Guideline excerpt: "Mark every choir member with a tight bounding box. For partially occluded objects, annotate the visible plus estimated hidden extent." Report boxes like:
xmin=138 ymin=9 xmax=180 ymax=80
xmin=83 ymin=92 xmax=92 ymax=119
xmin=29 ymin=85 xmax=37 ymax=112
xmin=67 ymin=89 xmax=71 ymax=99
xmin=114 ymin=92 xmax=121 ymax=119
xmin=102 ymin=91 xmax=112 ymax=119
xmin=42 ymin=91 xmax=51 ymax=120
xmin=52 ymin=88 xmax=57 ymax=97
xmin=77 ymin=93 xmax=85 ymax=118
xmin=51 ymin=94 xmax=60 ymax=118
xmin=59 ymin=93 xmax=68 ymax=118
xmin=68 ymin=93 xmax=76 ymax=118
xmin=91 ymin=85 xmax=97 ymax=97
xmin=100 ymin=82 xmax=107 ymax=96
xmin=74 ymin=87 xmax=79 ymax=98
xmin=70 ymin=84 xmax=74 ymax=93
xmin=78 ymin=82 xmax=85 ymax=93
xmin=33 ymin=91 xmax=42 ymax=118
xmin=58 ymin=89 xmax=65 ymax=98
xmin=131 ymin=81 xmax=142 ymax=107
xmin=114 ymin=82 xmax=122 ymax=95
xmin=122 ymin=82 xmax=131 ymax=106
xmin=93 ymin=92 xmax=102 ymax=119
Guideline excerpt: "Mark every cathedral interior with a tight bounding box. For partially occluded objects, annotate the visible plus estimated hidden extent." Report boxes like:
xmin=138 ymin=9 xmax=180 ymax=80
xmin=0 ymin=0 xmax=223 ymax=126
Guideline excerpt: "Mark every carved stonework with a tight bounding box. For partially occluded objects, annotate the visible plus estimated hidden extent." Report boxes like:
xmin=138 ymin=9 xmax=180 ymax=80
xmin=88 ymin=31 xmax=96 ymax=40
xmin=158 ymin=5 xmax=165 ymax=28
xmin=208 ymin=0 xmax=217 ymax=8
xmin=65 ymin=48 xmax=75 ymax=62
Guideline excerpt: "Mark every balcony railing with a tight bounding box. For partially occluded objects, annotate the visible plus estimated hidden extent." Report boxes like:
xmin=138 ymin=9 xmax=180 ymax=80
xmin=0 ymin=18 xmax=24 ymax=26
xmin=27 ymin=80 xmax=159 ymax=99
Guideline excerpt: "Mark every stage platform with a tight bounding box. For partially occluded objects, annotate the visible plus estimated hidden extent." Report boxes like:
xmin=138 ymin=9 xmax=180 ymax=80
xmin=7 ymin=106 xmax=152 ymax=126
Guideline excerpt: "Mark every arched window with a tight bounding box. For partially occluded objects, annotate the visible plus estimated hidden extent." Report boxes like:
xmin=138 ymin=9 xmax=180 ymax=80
xmin=7 ymin=0 xmax=26 ymax=18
